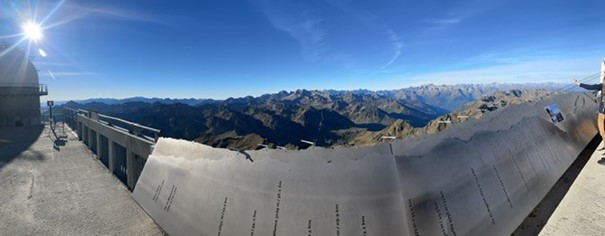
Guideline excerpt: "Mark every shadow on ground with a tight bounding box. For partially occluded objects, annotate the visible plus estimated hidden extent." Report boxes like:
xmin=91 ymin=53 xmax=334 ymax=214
xmin=0 ymin=125 xmax=45 ymax=170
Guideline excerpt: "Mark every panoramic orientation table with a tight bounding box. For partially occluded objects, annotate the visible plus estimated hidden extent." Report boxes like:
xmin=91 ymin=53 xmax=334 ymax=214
xmin=133 ymin=93 xmax=597 ymax=236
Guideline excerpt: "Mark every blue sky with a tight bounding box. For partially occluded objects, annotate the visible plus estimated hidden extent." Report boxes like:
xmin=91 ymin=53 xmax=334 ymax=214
xmin=1 ymin=0 xmax=604 ymax=101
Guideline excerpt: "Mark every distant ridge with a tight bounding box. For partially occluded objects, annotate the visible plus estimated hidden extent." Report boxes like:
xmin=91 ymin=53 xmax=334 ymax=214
xmin=54 ymin=83 xmax=568 ymax=150
xmin=51 ymin=82 xmax=568 ymax=107
xmin=67 ymin=96 xmax=220 ymax=106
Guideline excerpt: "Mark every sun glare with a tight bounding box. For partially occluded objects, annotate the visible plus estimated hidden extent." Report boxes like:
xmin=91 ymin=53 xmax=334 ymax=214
xmin=22 ymin=21 xmax=43 ymax=41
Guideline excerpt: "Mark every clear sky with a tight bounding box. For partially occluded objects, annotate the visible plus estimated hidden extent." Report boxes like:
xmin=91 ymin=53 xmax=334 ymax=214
xmin=1 ymin=0 xmax=604 ymax=101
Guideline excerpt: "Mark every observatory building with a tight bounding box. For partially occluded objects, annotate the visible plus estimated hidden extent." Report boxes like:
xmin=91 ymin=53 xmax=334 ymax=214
xmin=0 ymin=44 xmax=47 ymax=127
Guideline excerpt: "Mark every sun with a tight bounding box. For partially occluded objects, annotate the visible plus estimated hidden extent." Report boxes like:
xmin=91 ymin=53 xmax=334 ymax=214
xmin=22 ymin=21 xmax=44 ymax=41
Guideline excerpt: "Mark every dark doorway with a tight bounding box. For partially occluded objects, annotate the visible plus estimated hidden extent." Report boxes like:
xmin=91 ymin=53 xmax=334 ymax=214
xmin=133 ymin=154 xmax=146 ymax=189
xmin=82 ymin=127 xmax=88 ymax=146
xmin=90 ymin=130 xmax=97 ymax=154
xmin=100 ymin=135 xmax=109 ymax=168
xmin=113 ymin=143 xmax=128 ymax=186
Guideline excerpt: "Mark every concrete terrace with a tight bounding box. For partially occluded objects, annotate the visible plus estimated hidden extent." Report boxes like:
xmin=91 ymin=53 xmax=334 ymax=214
xmin=540 ymin=141 xmax=605 ymax=235
xmin=0 ymin=124 xmax=163 ymax=235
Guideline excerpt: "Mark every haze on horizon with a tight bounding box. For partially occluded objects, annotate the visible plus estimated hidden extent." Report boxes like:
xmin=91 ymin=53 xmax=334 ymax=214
xmin=1 ymin=0 xmax=603 ymax=101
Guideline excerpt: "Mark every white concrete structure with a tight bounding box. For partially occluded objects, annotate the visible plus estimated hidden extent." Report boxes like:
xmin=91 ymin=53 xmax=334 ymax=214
xmin=65 ymin=108 xmax=159 ymax=190
xmin=0 ymin=45 xmax=47 ymax=127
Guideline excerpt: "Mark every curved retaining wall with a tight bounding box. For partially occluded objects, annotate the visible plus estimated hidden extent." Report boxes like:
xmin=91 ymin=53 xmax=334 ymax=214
xmin=132 ymin=92 xmax=597 ymax=236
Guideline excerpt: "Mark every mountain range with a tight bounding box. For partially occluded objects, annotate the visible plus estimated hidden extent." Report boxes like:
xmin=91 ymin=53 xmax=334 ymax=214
xmin=53 ymin=83 xmax=566 ymax=150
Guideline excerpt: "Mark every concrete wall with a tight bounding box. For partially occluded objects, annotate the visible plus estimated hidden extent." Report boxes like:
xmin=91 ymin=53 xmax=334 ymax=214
xmin=75 ymin=113 xmax=154 ymax=190
xmin=132 ymin=93 xmax=597 ymax=236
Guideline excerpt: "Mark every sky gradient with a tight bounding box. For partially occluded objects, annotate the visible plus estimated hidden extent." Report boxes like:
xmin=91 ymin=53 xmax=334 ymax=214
xmin=1 ymin=0 xmax=604 ymax=101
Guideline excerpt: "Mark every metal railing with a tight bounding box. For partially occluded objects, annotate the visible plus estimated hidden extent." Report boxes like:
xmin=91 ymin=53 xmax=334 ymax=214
xmin=64 ymin=107 xmax=160 ymax=142
xmin=0 ymin=82 xmax=43 ymax=87
xmin=39 ymin=84 xmax=48 ymax=96
xmin=0 ymin=83 xmax=48 ymax=96
xmin=97 ymin=114 xmax=160 ymax=142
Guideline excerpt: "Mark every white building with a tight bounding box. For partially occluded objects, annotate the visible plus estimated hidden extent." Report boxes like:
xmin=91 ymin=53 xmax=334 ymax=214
xmin=0 ymin=44 xmax=47 ymax=127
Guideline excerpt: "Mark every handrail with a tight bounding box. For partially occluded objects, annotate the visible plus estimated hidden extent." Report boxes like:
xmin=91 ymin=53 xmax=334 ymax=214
xmin=64 ymin=107 xmax=161 ymax=142
xmin=0 ymin=83 xmax=48 ymax=96
xmin=39 ymin=84 xmax=48 ymax=95
xmin=64 ymin=107 xmax=80 ymax=113
xmin=0 ymin=82 xmax=44 ymax=88
xmin=98 ymin=114 xmax=161 ymax=134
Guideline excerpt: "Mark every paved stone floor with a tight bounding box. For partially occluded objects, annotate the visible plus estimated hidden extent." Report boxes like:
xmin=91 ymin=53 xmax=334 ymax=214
xmin=540 ymin=141 xmax=605 ymax=236
xmin=0 ymin=124 xmax=163 ymax=235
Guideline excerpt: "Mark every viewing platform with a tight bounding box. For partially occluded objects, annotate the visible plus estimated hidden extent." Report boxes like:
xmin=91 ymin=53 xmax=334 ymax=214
xmin=0 ymin=124 xmax=163 ymax=235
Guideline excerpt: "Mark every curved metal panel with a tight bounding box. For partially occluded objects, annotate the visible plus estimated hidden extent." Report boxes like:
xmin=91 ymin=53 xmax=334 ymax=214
xmin=133 ymin=93 xmax=597 ymax=236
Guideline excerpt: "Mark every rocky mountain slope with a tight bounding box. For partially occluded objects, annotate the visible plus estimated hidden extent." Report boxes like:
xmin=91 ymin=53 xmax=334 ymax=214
xmin=350 ymin=89 xmax=555 ymax=146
